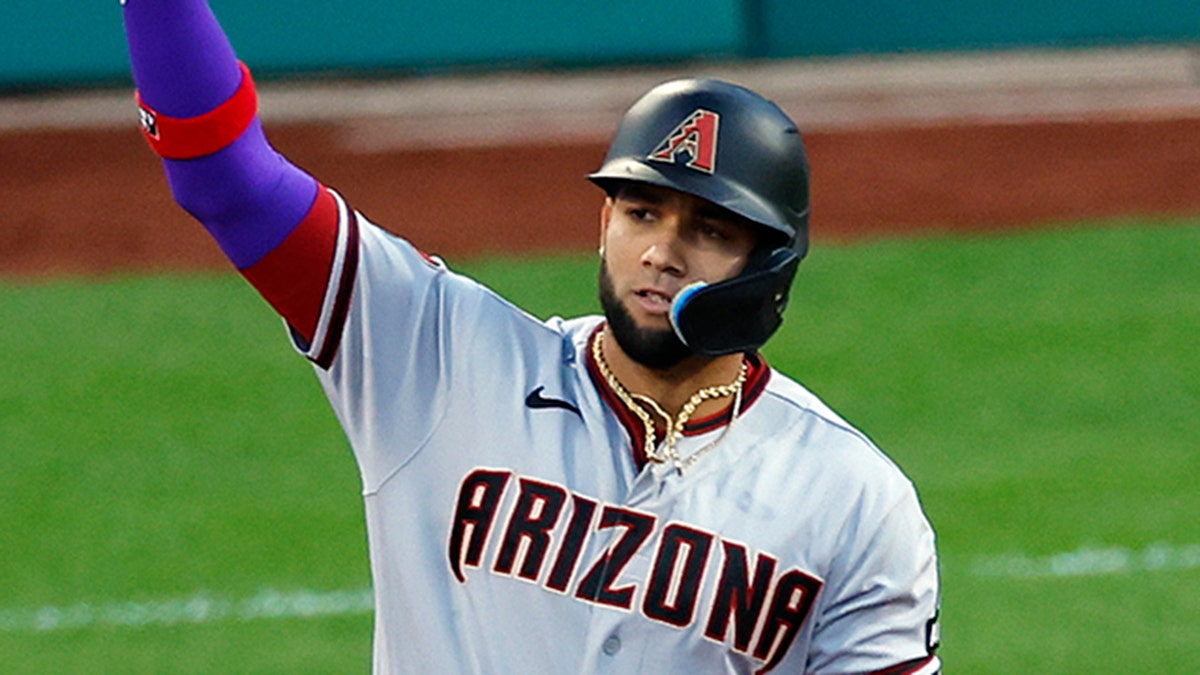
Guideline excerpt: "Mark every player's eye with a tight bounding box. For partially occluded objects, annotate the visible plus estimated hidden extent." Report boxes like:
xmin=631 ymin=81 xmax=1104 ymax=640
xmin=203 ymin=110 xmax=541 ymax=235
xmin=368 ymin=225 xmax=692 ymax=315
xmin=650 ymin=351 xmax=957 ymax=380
xmin=697 ymin=222 xmax=729 ymax=241
xmin=626 ymin=206 xmax=655 ymax=222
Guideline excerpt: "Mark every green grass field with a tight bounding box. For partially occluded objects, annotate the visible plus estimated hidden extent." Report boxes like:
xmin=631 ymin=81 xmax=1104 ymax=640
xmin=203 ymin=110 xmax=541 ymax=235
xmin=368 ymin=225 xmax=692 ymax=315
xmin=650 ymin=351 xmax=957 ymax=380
xmin=2 ymin=220 xmax=1198 ymax=673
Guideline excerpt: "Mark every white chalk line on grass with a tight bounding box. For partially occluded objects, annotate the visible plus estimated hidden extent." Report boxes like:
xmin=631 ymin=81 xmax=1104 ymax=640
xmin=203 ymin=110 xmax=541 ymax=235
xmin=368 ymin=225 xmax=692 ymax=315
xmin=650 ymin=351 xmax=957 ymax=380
xmin=971 ymin=541 xmax=1200 ymax=579
xmin=4 ymin=542 xmax=1198 ymax=633
xmin=0 ymin=587 xmax=372 ymax=634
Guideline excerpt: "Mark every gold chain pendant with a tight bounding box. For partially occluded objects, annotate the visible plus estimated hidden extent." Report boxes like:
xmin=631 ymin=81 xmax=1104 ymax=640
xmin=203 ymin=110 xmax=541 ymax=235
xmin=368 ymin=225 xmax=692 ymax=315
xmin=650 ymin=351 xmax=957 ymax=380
xmin=592 ymin=330 xmax=747 ymax=471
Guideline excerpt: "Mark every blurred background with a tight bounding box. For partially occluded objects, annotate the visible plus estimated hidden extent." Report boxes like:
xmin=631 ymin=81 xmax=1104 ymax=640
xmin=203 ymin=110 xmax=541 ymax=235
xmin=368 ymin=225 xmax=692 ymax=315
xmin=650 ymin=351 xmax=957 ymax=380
xmin=2 ymin=1 xmax=1199 ymax=672
xmin=4 ymin=0 xmax=1200 ymax=273
xmin=3 ymin=0 xmax=1200 ymax=88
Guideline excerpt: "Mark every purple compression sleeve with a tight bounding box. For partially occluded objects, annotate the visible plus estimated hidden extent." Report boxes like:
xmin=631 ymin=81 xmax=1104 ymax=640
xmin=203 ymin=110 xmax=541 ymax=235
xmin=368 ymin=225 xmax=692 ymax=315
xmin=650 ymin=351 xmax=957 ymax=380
xmin=123 ymin=0 xmax=319 ymax=269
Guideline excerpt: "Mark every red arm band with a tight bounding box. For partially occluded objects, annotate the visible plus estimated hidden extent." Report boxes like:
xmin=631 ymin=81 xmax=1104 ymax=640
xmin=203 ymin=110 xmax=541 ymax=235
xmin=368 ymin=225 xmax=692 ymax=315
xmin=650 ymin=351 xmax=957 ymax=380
xmin=135 ymin=61 xmax=258 ymax=160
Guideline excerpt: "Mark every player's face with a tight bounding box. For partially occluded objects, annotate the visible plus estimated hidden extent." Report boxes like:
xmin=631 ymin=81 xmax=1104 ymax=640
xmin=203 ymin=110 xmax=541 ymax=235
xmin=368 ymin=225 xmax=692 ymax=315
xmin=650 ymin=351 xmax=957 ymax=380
xmin=598 ymin=183 xmax=758 ymax=368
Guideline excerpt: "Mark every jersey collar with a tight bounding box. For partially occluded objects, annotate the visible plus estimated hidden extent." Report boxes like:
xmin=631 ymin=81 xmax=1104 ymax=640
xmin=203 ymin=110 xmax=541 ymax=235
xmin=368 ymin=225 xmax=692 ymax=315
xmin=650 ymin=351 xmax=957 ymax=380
xmin=584 ymin=324 xmax=771 ymax=469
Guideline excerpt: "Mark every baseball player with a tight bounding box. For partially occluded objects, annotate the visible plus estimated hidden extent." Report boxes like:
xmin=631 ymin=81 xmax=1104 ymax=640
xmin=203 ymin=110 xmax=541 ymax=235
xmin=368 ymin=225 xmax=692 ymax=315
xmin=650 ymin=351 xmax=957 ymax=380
xmin=122 ymin=1 xmax=941 ymax=673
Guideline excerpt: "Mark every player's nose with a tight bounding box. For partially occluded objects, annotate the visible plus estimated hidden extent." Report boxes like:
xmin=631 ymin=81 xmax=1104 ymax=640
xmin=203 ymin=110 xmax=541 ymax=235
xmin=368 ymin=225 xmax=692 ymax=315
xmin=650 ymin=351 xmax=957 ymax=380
xmin=639 ymin=222 xmax=687 ymax=276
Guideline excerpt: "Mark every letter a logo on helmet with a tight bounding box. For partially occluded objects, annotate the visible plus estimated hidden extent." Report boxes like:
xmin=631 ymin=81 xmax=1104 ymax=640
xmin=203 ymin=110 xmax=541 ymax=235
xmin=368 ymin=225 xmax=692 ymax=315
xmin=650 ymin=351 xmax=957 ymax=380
xmin=648 ymin=109 xmax=720 ymax=174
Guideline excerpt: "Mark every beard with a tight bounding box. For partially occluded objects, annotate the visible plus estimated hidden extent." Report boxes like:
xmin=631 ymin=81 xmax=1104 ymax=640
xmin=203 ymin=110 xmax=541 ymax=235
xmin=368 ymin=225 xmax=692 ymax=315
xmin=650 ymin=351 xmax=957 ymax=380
xmin=598 ymin=262 xmax=693 ymax=371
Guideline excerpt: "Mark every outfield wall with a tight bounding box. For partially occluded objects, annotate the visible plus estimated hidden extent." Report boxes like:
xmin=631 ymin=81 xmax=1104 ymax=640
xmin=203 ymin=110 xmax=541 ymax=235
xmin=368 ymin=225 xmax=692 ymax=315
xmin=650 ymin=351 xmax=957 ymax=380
xmin=3 ymin=1 xmax=1198 ymax=89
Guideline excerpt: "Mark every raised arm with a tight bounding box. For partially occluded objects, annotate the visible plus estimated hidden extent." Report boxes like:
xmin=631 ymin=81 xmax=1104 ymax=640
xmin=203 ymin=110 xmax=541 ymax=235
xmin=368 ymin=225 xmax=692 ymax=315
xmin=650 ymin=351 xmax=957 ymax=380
xmin=123 ymin=0 xmax=340 ymax=343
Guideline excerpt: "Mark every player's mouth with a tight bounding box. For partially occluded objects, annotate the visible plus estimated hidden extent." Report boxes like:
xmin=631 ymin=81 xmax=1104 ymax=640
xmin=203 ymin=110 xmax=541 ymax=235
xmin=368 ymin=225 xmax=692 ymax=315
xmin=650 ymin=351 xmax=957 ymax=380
xmin=633 ymin=288 xmax=675 ymax=315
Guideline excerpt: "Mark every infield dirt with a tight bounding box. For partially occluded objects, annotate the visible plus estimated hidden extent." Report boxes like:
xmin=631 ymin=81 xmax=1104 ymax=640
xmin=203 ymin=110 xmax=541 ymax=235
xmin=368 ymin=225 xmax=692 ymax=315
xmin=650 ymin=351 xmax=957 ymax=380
xmin=4 ymin=47 xmax=1200 ymax=278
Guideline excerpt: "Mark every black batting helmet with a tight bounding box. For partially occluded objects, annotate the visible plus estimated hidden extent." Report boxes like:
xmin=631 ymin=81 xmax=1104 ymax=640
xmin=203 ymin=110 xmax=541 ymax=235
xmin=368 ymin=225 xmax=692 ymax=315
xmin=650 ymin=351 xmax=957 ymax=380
xmin=589 ymin=78 xmax=811 ymax=355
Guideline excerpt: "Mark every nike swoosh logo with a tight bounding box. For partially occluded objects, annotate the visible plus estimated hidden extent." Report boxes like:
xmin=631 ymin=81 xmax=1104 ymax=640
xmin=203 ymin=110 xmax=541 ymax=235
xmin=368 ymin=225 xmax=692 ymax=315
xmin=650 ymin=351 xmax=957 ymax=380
xmin=525 ymin=386 xmax=581 ymax=416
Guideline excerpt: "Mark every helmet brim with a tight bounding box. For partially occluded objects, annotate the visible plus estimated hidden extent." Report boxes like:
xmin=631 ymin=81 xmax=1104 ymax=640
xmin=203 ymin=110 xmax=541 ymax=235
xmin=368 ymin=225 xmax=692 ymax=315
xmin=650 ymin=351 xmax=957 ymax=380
xmin=589 ymin=158 xmax=806 ymax=257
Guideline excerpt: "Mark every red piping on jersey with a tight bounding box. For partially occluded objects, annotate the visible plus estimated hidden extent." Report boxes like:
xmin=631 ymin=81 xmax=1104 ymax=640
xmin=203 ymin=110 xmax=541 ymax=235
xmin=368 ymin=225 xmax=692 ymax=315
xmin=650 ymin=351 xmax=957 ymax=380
xmin=680 ymin=352 xmax=769 ymax=437
xmin=313 ymin=206 xmax=360 ymax=370
xmin=868 ymin=655 xmax=940 ymax=675
xmin=585 ymin=326 xmax=652 ymax=466
xmin=136 ymin=61 xmax=258 ymax=160
xmin=585 ymin=324 xmax=771 ymax=469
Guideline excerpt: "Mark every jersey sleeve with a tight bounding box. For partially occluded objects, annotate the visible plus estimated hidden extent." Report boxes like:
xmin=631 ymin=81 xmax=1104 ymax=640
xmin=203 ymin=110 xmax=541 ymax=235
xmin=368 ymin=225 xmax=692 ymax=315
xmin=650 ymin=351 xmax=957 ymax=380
xmin=808 ymin=486 xmax=942 ymax=674
xmin=260 ymin=188 xmax=355 ymax=369
xmin=290 ymin=197 xmax=562 ymax=491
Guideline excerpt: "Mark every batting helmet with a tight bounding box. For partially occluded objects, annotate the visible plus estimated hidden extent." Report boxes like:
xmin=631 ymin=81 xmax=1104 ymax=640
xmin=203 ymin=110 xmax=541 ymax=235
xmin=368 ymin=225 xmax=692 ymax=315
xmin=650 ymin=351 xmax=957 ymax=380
xmin=589 ymin=77 xmax=811 ymax=356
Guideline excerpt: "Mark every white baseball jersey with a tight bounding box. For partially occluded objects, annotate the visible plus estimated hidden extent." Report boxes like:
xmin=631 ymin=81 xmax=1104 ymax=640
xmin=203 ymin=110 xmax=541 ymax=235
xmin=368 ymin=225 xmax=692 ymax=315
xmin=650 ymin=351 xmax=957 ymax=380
xmin=292 ymin=191 xmax=941 ymax=674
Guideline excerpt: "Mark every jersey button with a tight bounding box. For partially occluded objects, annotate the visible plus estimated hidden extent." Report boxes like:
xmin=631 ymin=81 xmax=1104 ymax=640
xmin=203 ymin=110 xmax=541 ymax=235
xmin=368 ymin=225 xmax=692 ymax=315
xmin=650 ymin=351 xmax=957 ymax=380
xmin=601 ymin=635 xmax=622 ymax=656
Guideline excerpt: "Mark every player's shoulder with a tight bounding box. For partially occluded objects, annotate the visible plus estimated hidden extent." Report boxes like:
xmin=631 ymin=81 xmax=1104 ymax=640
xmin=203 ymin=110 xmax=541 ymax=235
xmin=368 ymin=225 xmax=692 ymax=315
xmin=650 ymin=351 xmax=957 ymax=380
xmin=754 ymin=369 xmax=918 ymax=493
xmin=357 ymin=215 xmax=590 ymax=338
xmin=556 ymin=315 xmax=605 ymax=343
xmin=759 ymin=372 xmax=856 ymax=432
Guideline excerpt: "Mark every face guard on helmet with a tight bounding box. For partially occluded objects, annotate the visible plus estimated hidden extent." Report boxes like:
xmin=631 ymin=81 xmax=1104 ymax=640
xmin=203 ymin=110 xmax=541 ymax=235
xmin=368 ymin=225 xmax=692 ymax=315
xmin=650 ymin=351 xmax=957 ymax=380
xmin=589 ymin=78 xmax=811 ymax=356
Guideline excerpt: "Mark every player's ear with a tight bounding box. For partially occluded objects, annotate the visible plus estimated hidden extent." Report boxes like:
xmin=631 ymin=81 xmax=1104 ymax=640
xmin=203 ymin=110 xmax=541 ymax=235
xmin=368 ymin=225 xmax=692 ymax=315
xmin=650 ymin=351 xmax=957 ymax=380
xmin=598 ymin=197 xmax=614 ymax=256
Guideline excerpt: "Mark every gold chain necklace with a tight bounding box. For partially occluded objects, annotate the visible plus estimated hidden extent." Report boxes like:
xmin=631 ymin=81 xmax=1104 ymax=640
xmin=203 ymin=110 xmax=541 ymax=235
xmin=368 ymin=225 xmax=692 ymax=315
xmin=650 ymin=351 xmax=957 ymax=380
xmin=592 ymin=330 xmax=747 ymax=472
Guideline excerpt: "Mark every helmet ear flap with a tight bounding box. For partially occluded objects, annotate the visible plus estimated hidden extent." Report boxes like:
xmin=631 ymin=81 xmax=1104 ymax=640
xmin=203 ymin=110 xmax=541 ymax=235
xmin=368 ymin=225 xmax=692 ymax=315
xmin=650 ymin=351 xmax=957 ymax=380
xmin=669 ymin=249 xmax=800 ymax=355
